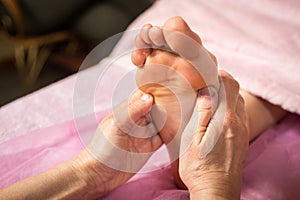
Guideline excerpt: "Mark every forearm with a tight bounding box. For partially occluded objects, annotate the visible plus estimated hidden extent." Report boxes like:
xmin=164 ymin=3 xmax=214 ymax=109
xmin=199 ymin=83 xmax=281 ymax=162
xmin=240 ymin=89 xmax=288 ymax=141
xmin=0 ymin=161 xmax=92 ymax=200
xmin=0 ymin=150 xmax=125 ymax=200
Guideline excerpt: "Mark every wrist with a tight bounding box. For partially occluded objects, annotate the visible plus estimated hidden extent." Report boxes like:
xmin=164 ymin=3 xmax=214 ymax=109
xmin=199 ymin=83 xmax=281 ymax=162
xmin=187 ymin=172 xmax=242 ymax=200
xmin=190 ymin=189 xmax=233 ymax=200
xmin=71 ymin=150 xmax=127 ymax=198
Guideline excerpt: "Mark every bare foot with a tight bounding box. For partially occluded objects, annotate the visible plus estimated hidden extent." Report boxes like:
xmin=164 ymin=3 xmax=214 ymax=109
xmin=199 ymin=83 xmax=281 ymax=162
xmin=131 ymin=16 xmax=219 ymax=189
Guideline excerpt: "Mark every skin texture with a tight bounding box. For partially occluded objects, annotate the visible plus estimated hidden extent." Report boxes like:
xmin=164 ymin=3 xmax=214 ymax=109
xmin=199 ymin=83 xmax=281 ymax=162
xmin=240 ymin=89 xmax=287 ymax=141
xmin=0 ymin=16 xmax=288 ymax=199
xmin=132 ymin=16 xmax=288 ymax=189
xmin=0 ymin=91 xmax=163 ymax=200
xmin=179 ymin=71 xmax=249 ymax=200
xmin=132 ymin=16 xmax=219 ymax=189
xmin=0 ymin=74 xmax=249 ymax=200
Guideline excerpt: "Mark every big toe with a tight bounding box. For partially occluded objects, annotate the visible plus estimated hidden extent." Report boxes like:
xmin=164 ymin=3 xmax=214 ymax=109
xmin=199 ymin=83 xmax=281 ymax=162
xmin=163 ymin=16 xmax=202 ymax=45
xmin=163 ymin=16 xmax=204 ymax=61
xmin=163 ymin=17 xmax=219 ymax=89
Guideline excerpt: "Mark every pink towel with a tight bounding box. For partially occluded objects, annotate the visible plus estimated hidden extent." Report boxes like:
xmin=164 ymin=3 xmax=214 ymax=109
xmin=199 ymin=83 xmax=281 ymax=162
xmin=1 ymin=0 xmax=300 ymax=199
xmin=112 ymin=0 xmax=300 ymax=115
xmin=1 ymin=112 xmax=300 ymax=199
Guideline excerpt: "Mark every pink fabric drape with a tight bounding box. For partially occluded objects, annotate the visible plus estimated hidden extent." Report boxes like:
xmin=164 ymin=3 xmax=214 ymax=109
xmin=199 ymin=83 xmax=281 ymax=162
xmin=1 ymin=0 xmax=300 ymax=199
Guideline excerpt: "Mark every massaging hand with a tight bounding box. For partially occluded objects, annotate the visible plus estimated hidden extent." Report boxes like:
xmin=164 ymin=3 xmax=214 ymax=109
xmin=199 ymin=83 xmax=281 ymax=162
xmin=74 ymin=90 xmax=162 ymax=195
xmin=179 ymin=71 xmax=249 ymax=200
xmin=0 ymin=90 xmax=162 ymax=199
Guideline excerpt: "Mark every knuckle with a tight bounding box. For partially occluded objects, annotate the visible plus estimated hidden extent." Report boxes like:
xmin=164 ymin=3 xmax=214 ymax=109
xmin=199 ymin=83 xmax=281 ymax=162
xmin=219 ymin=71 xmax=240 ymax=98
xmin=219 ymin=70 xmax=239 ymax=87
xmin=224 ymin=77 xmax=240 ymax=92
xmin=219 ymin=70 xmax=232 ymax=79
xmin=224 ymin=110 xmax=240 ymax=129
xmin=211 ymin=55 xmax=217 ymax=65
xmin=238 ymin=94 xmax=245 ymax=104
xmin=231 ymin=79 xmax=240 ymax=89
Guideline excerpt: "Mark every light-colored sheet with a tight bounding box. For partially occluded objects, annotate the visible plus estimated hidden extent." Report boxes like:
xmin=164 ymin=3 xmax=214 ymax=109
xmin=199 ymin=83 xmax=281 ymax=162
xmin=112 ymin=0 xmax=300 ymax=115
xmin=1 ymin=0 xmax=300 ymax=199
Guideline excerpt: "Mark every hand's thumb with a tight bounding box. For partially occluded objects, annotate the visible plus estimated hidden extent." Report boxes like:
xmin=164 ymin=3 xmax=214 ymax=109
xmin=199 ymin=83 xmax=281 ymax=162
xmin=113 ymin=91 xmax=153 ymax=133
xmin=128 ymin=92 xmax=153 ymax=123
xmin=198 ymin=83 xmax=226 ymax=158
xmin=196 ymin=87 xmax=218 ymax=133
xmin=180 ymin=87 xmax=217 ymax=155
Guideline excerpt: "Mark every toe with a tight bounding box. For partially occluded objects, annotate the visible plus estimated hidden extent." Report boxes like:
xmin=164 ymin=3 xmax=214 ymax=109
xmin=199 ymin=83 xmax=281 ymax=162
xmin=163 ymin=16 xmax=202 ymax=45
xmin=135 ymin=34 xmax=150 ymax=49
xmin=162 ymin=17 xmax=219 ymax=89
xmin=132 ymin=35 xmax=152 ymax=67
xmin=163 ymin=17 xmax=202 ymax=60
xmin=162 ymin=16 xmax=204 ymax=60
xmin=140 ymin=24 xmax=152 ymax=44
xmin=148 ymin=26 xmax=166 ymax=47
xmin=131 ymin=49 xmax=152 ymax=67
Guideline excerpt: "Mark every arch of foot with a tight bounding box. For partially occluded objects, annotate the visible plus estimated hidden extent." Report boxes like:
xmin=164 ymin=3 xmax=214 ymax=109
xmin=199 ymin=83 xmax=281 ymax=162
xmin=134 ymin=16 xmax=219 ymax=142
xmin=132 ymin=16 xmax=220 ymax=189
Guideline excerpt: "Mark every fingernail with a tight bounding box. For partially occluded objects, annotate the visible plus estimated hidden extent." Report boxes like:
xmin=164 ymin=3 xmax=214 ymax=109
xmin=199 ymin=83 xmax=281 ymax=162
xmin=199 ymin=86 xmax=219 ymax=113
xmin=198 ymin=87 xmax=210 ymax=97
xmin=141 ymin=93 xmax=151 ymax=101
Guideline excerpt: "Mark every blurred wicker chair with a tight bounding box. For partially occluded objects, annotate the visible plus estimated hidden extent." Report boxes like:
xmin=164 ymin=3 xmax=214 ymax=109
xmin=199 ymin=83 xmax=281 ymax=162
xmin=0 ymin=0 xmax=77 ymax=89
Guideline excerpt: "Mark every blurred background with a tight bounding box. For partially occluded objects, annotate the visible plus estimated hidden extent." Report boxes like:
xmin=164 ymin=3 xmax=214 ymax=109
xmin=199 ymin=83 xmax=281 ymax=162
xmin=0 ymin=0 xmax=154 ymax=106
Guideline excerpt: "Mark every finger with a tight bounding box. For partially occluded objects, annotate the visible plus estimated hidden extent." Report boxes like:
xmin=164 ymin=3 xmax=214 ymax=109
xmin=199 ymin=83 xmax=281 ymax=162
xmin=131 ymin=121 xmax=157 ymax=138
xmin=135 ymin=113 xmax=152 ymax=126
xmin=236 ymin=94 xmax=246 ymax=120
xmin=128 ymin=91 xmax=153 ymax=122
xmin=198 ymin=81 xmax=227 ymax=158
xmin=236 ymin=95 xmax=249 ymax=137
xmin=196 ymin=87 xmax=214 ymax=136
xmin=127 ymin=94 xmax=158 ymax=139
xmin=144 ymin=113 xmax=152 ymax=124
xmin=135 ymin=131 xmax=163 ymax=153
xmin=180 ymin=87 xmax=216 ymax=155
xmin=206 ymin=49 xmax=218 ymax=65
xmin=135 ymin=116 xmax=148 ymax=126
xmin=112 ymin=90 xmax=153 ymax=133
xmin=218 ymin=70 xmax=240 ymax=109
xmin=150 ymin=134 xmax=163 ymax=151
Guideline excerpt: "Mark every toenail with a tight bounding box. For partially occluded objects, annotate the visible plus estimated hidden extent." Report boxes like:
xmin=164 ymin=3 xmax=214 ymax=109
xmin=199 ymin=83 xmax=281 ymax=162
xmin=150 ymin=26 xmax=160 ymax=33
